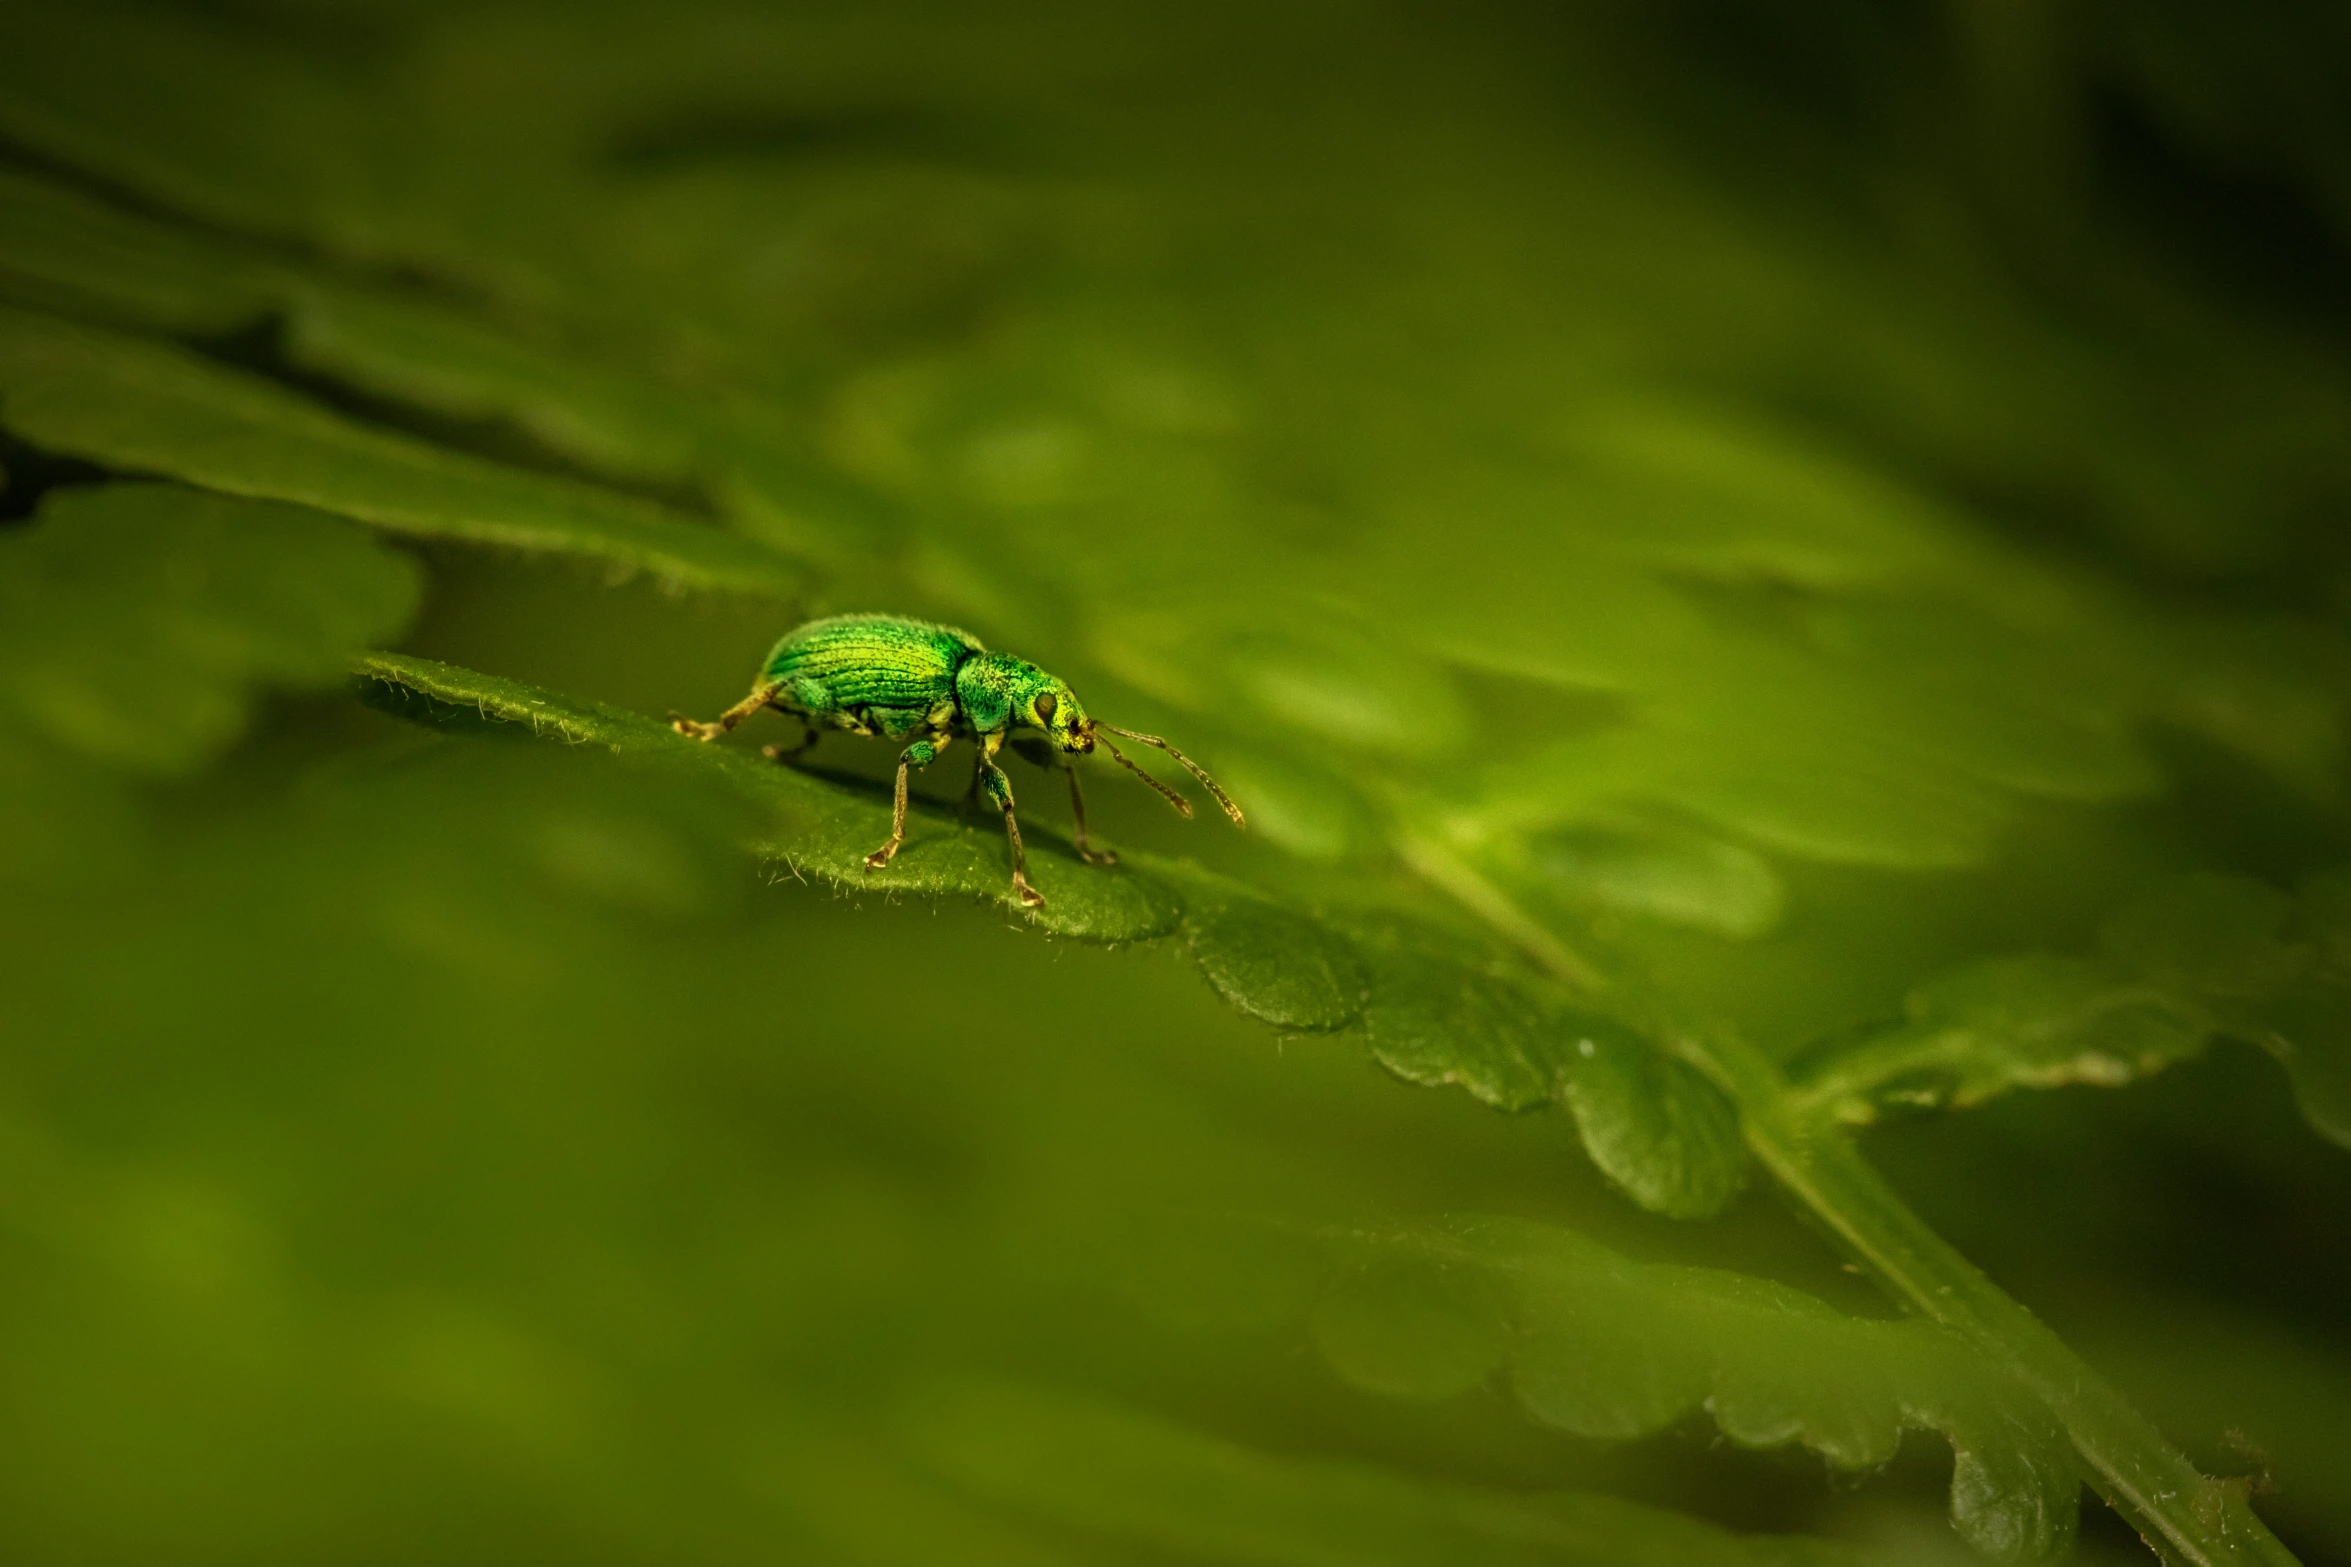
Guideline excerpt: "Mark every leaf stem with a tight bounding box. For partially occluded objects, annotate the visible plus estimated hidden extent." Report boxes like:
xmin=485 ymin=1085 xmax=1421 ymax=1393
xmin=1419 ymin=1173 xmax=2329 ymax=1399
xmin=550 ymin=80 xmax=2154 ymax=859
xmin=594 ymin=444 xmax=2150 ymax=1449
xmin=1392 ymin=832 xmax=1606 ymax=990
xmin=1688 ymin=1031 xmax=2298 ymax=1567
xmin=1411 ymin=853 xmax=2299 ymax=1563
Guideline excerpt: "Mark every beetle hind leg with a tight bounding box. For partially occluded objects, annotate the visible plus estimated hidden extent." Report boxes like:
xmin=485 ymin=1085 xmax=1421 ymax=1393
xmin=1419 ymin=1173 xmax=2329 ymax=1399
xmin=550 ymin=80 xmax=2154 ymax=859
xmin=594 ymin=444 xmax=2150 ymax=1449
xmin=670 ymin=683 xmax=779 ymax=741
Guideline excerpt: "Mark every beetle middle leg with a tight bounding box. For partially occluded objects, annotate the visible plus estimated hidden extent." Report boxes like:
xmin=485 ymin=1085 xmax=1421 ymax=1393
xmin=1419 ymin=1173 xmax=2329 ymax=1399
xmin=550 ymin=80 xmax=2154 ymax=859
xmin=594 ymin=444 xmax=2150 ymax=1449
xmin=957 ymin=747 xmax=986 ymax=818
xmin=864 ymin=733 xmax=951 ymax=872
xmin=762 ymin=717 xmax=821 ymax=766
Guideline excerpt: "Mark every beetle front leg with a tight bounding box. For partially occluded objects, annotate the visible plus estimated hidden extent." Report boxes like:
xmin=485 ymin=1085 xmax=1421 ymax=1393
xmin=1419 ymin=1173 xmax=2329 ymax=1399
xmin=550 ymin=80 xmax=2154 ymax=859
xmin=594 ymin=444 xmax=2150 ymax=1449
xmin=865 ymin=735 xmax=947 ymax=872
xmin=1062 ymin=760 xmax=1116 ymax=866
xmin=1007 ymin=735 xmax=1112 ymax=866
xmin=670 ymin=683 xmax=779 ymax=741
xmin=977 ymin=754 xmax=1045 ymax=908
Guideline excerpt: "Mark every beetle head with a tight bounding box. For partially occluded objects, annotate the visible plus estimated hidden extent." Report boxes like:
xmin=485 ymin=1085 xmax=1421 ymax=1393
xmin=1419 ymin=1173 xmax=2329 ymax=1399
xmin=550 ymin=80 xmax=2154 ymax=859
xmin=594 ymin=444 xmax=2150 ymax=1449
xmin=1021 ymin=676 xmax=1095 ymax=754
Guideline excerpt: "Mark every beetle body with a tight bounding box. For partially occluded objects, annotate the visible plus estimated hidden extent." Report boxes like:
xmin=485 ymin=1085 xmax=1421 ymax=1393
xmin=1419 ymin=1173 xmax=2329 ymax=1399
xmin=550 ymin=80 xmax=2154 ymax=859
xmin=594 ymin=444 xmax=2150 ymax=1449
xmin=673 ymin=613 xmax=1240 ymax=907
xmin=758 ymin=615 xmax=1084 ymax=749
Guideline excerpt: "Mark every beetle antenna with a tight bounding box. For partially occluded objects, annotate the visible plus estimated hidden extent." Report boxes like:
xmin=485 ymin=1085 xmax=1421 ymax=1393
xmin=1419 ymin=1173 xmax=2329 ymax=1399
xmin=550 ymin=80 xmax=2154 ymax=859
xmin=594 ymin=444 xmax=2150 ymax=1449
xmin=1096 ymin=731 xmax=1193 ymax=819
xmin=1098 ymin=724 xmax=1245 ymax=827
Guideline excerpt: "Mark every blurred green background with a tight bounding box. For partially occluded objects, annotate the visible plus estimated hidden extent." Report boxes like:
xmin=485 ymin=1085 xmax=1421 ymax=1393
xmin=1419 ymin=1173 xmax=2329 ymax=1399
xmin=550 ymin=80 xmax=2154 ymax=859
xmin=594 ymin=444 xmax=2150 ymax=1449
xmin=1 ymin=2 xmax=2348 ymax=1564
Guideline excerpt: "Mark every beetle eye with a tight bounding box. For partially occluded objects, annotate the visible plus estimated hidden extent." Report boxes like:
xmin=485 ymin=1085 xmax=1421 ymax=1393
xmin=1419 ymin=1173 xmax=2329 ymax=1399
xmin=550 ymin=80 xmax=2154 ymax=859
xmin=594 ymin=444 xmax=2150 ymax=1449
xmin=1035 ymin=692 xmax=1058 ymax=724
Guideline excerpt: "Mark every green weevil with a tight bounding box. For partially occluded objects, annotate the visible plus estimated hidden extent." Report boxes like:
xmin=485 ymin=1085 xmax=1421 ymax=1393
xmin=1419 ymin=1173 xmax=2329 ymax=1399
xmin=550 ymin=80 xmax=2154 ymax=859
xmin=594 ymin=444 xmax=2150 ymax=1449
xmin=671 ymin=613 xmax=1243 ymax=907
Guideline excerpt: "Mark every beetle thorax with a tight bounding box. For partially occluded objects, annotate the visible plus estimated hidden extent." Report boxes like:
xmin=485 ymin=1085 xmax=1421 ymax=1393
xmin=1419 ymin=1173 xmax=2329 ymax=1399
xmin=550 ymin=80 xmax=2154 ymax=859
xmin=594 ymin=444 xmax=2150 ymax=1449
xmin=952 ymin=651 xmax=1029 ymax=734
xmin=954 ymin=652 xmax=1089 ymax=749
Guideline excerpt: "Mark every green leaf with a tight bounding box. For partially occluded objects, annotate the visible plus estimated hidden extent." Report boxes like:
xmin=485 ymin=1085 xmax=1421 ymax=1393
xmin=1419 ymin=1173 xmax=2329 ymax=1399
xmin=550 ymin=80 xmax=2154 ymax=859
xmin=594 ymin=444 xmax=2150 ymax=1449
xmin=1358 ymin=946 xmax=1562 ymax=1112
xmin=1174 ymin=868 xmax=1368 ymax=1032
xmin=356 ymin=652 xmax=1756 ymax=1216
xmin=1561 ymin=1020 xmax=1746 ymax=1219
xmin=904 ymin=1379 xmax=1863 ymax=1567
xmin=0 ymin=166 xmax=281 ymax=337
xmin=0 ymin=482 xmax=417 ymax=771
xmin=1794 ymin=956 xmax=2213 ymax=1124
xmin=1528 ymin=819 xmax=1788 ymax=940
xmin=0 ymin=305 xmax=804 ymax=596
xmin=1308 ymin=1217 xmax=2077 ymax=1564
xmin=1796 ymin=873 xmax=2351 ymax=1150
xmin=0 ymin=165 xmax=877 ymax=568
xmin=0 ymin=481 xmax=417 ymax=878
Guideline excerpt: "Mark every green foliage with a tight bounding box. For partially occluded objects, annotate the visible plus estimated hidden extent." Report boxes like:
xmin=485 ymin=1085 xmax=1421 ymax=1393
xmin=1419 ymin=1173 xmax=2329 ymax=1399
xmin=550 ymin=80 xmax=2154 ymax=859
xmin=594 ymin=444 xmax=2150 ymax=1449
xmin=905 ymin=1380 xmax=1865 ymax=1567
xmin=1 ymin=2 xmax=2348 ymax=1564
xmin=357 ymin=650 xmax=1746 ymax=1218
xmin=1560 ymin=1023 xmax=1748 ymax=1219
xmin=0 ymin=481 xmax=416 ymax=876
xmin=1799 ymin=874 xmax=2351 ymax=1149
xmin=0 ymin=306 xmax=804 ymax=594
xmin=1 ymin=484 xmax=414 ymax=770
xmin=1305 ymin=1218 xmax=2073 ymax=1562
